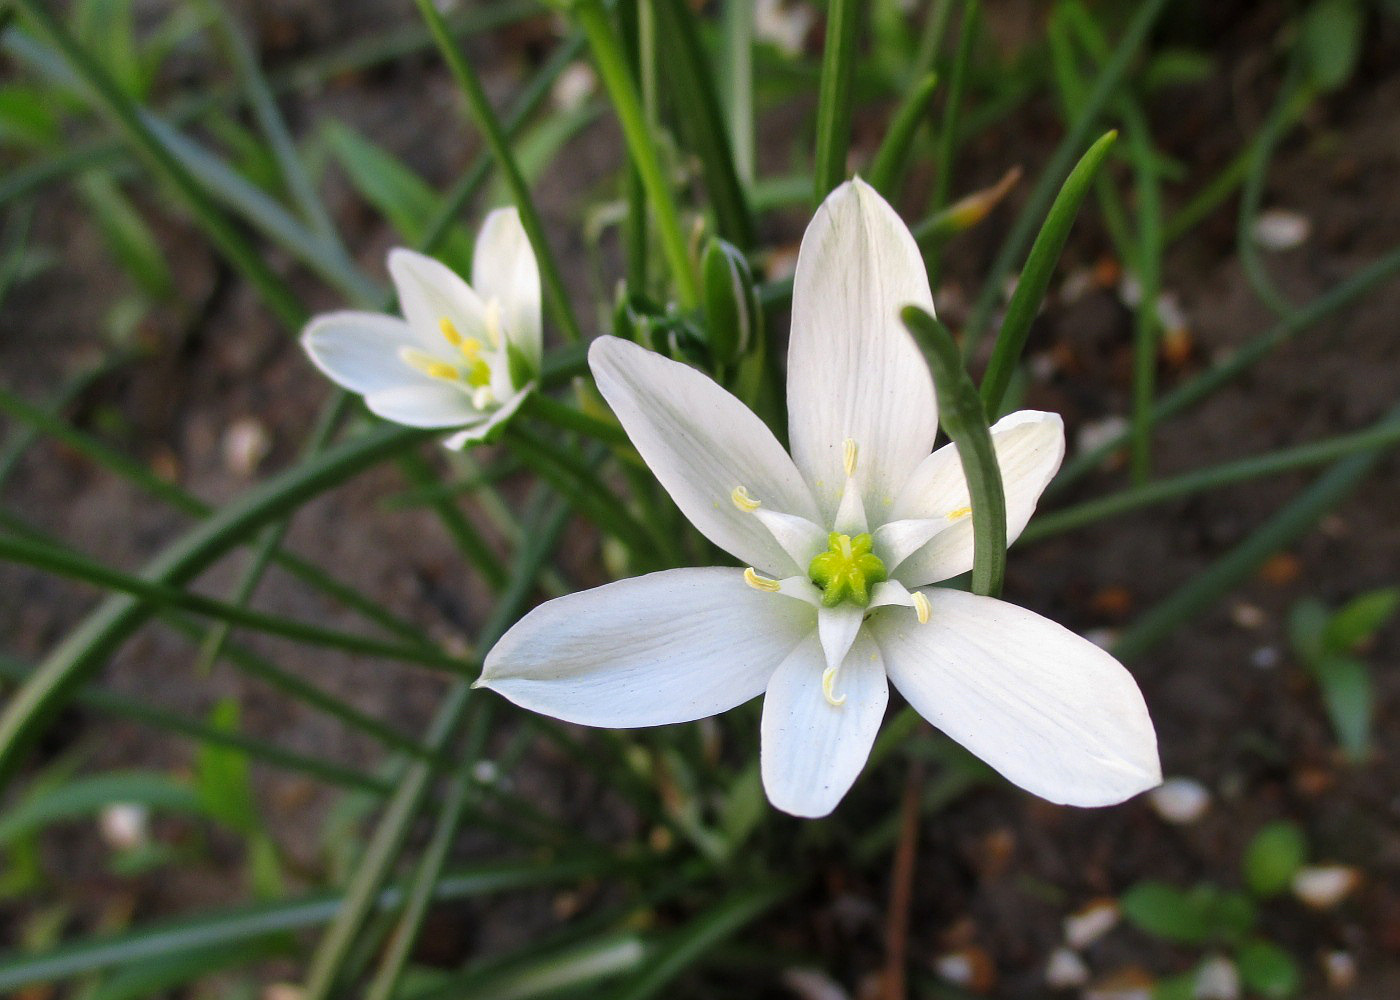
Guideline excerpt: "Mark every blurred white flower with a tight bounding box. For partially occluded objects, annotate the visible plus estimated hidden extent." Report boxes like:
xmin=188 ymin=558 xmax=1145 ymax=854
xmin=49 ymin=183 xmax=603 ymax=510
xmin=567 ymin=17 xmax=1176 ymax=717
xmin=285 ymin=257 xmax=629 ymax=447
xmin=301 ymin=208 xmax=540 ymax=449
xmin=479 ymin=180 xmax=1159 ymax=817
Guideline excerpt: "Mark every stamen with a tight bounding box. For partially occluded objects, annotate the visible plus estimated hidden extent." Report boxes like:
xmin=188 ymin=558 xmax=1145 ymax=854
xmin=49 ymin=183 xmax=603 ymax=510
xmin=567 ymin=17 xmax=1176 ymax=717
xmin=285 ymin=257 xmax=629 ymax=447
xmin=461 ymin=337 xmax=483 ymax=358
xmin=821 ymin=664 xmax=846 ymax=706
xmin=401 ymin=347 xmax=460 ymax=381
xmin=731 ymin=485 xmax=761 ymax=512
xmin=438 ymin=316 xmax=462 ymax=346
xmin=743 ymin=567 xmax=781 ymax=592
xmin=483 ymin=299 xmax=504 ymax=349
xmin=946 ymin=505 xmax=972 ymax=522
xmin=911 ymin=591 xmax=931 ymax=624
xmin=843 ymin=438 xmax=859 ymax=477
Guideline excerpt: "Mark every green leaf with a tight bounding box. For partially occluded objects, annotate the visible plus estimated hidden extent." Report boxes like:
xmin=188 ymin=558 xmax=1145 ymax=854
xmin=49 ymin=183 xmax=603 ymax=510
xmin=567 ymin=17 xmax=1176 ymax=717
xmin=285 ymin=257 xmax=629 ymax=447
xmin=1243 ymin=821 xmax=1308 ymax=897
xmin=483 ymin=105 xmax=597 ymax=214
xmin=75 ymin=172 xmax=174 ymax=299
xmin=0 ymin=85 xmax=60 ymax=146
xmin=1121 ymin=882 xmax=1256 ymax=945
xmin=1142 ymin=48 xmax=1214 ymax=91
xmin=87 ymin=941 xmax=276 ymax=1000
xmin=812 ymin=0 xmax=861 ymax=203
xmin=1287 ymin=597 xmax=1331 ymax=665
xmin=1237 ymin=940 xmax=1303 ymax=999
xmin=1300 ymin=0 xmax=1364 ymax=92
xmin=323 ymin=121 xmax=475 ymax=275
xmin=867 ymin=72 xmax=938 ymax=197
xmin=1312 ymin=653 xmax=1372 ymax=761
xmin=1152 ymin=971 xmax=1197 ymax=1000
xmin=194 ymin=699 xmax=259 ymax=836
xmin=1323 ymin=586 xmax=1400 ymax=653
xmin=0 ymin=771 xmax=202 ymax=846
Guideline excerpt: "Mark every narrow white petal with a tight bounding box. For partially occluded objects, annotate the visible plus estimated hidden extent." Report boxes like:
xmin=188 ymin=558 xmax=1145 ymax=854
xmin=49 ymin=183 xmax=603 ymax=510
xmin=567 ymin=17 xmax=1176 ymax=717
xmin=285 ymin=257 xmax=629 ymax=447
xmin=472 ymin=207 xmax=542 ymax=368
xmin=754 ymin=509 xmax=827 ymax=570
xmin=871 ymin=589 xmax=1160 ymax=806
xmin=868 ymin=579 xmax=916 ymax=611
xmin=872 ymin=518 xmax=944 ymax=571
xmin=364 ymin=382 xmax=482 ymax=428
xmin=441 ymin=384 xmax=533 ymax=449
xmin=301 ymin=311 xmax=435 ymax=395
xmin=816 ymin=604 xmax=864 ymax=673
xmin=761 ymin=633 xmax=888 ymax=817
xmin=388 ymin=247 xmax=488 ymax=346
xmin=787 ymin=179 xmax=938 ymax=520
xmin=832 ymin=476 xmax=868 ymax=535
xmin=480 ymin=567 xmax=815 ymax=727
xmin=590 ymin=337 xmax=822 ymax=576
xmin=890 ymin=410 xmax=1065 ymax=587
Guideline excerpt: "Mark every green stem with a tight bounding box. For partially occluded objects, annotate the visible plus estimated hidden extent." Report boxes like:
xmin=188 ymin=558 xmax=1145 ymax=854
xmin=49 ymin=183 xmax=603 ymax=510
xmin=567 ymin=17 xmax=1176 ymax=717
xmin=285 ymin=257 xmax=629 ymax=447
xmin=902 ymin=307 xmax=1006 ymax=598
xmin=575 ymin=0 xmax=700 ymax=307
xmin=1126 ymin=107 xmax=1161 ymax=484
xmin=812 ymin=0 xmax=861 ymax=204
xmin=415 ymin=0 xmax=584 ymax=343
xmin=867 ymin=72 xmax=938 ymax=197
xmin=724 ymin=0 xmax=755 ymax=184
xmin=929 ymin=0 xmax=978 ymax=218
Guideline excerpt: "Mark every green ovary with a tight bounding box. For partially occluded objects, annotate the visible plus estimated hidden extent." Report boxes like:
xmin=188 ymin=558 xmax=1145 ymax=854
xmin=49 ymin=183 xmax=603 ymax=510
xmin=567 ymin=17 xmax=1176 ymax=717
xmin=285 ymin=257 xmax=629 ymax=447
xmin=808 ymin=532 xmax=887 ymax=608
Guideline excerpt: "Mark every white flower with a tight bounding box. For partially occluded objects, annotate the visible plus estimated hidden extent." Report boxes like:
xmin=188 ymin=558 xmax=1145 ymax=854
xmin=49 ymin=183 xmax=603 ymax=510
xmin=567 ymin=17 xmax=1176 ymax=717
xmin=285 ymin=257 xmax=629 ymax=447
xmin=479 ymin=179 xmax=1159 ymax=817
xmin=301 ymin=207 xmax=541 ymax=449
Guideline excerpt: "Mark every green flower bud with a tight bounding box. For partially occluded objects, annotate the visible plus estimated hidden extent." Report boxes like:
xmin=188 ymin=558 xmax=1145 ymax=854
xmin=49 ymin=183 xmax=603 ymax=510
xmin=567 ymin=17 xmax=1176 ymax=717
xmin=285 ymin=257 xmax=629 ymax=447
xmin=700 ymin=236 xmax=762 ymax=366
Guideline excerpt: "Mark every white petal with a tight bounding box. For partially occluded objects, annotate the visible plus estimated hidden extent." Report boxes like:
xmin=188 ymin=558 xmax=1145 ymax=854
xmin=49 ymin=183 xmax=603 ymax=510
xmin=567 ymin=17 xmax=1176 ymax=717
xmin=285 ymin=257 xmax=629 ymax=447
xmin=590 ymin=337 xmax=822 ymax=576
xmin=441 ymin=384 xmax=533 ymax=449
xmin=787 ymin=178 xmax=938 ymax=520
xmin=479 ymin=567 xmax=815 ymax=728
xmin=890 ymin=410 xmax=1065 ymax=587
xmin=754 ymin=509 xmax=827 ymax=570
xmin=871 ymin=589 xmax=1159 ymax=806
xmin=472 ymin=207 xmax=542 ymax=368
xmin=388 ymin=247 xmax=488 ymax=346
xmin=363 ymin=382 xmax=482 ymax=428
xmin=816 ymin=604 xmax=864 ymax=673
xmin=872 ymin=517 xmax=944 ymax=571
xmin=761 ymin=632 xmax=888 ymax=817
xmin=301 ymin=311 xmax=436 ymax=395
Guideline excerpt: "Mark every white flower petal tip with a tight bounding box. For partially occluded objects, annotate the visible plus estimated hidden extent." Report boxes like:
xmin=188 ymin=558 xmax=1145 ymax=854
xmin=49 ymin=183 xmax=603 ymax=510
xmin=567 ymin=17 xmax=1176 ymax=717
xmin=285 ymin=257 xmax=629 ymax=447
xmin=787 ymin=178 xmax=938 ymax=519
xmin=479 ymin=567 xmax=812 ymax=729
xmin=300 ymin=311 xmax=431 ymax=396
xmin=874 ymin=590 xmax=1160 ymax=808
xmin=472 ymin=207 xmax=542 ymax=365
xmin=1147 ymin=777 xmax=1211 ymax=825
xmin=442 ymin=384 xmax=533 ymax=449
xmin=761 ymin=634 xmax=887 ymax=818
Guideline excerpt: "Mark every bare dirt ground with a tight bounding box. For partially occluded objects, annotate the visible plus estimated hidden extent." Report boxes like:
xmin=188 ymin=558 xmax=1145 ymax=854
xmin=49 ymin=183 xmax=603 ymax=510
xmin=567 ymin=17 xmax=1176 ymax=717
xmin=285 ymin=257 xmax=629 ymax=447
xmin=2 ymin=2 xmax=1398 ymax=995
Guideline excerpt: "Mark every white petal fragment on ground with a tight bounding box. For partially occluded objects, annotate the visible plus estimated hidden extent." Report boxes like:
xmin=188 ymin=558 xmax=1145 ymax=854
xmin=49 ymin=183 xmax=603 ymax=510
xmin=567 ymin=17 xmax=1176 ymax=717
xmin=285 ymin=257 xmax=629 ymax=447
xmin=301 ymin=311 xmax=435 ymax=395
xmin=872 ymin=589 xmax=1160 ymax=806
xmin=480 ymin=567 xmax=814 ymax=728
xmin=787 ymin=178 xmax=938 ymax=519
xmin=472 ymin=207 xmax=542 ymax=366
xmin=590 ymin=337 xmax=822 ymax=576
xmin=890 ymin=410 xmax=1065 ymax=587
xmin=761 ymin=633 xmax=888 ymax=818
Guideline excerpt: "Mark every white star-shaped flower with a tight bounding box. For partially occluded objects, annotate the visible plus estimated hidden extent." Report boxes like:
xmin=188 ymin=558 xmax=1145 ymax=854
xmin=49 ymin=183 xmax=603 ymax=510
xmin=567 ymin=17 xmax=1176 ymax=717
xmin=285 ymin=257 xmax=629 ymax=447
xmin=479 ymin=179 xmax=1160 ymax=817
xmin=301 ymin=207 xmax=540 ymax=448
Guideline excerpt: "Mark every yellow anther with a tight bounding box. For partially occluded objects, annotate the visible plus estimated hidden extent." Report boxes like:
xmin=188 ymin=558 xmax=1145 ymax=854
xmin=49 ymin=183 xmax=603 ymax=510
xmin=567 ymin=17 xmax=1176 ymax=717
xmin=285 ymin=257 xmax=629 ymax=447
xmin=842 ymin=438 xmax=859 ymax=478
xmin=731 ymin=485 xmax=761 ymax=512
xmin=743 ymin=567 xmax=781 ymax=593
xmin=483 ymin=299 xmax=504 ymax=349
xmin=438 ymin=316 xmax=462 ymax=346
xmin=946 ymin=505 xmax=972 ymax=522
xmin=911 ymin=591 xmax=931 ymax=625
xmin=821 ymin=664 xmax=846 ymax=707
xmin=402 ymin=347 xmax=461 ymax=381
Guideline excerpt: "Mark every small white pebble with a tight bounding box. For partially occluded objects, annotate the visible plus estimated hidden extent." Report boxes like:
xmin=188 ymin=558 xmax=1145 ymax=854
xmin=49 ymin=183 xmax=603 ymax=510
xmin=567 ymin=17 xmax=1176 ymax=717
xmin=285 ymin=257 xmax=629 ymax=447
xmin=1060 ymin=266 xmax=1097 ymax=304
xmin=1045 ymin=946 xmax=1090 ymax=989
xmin=223 ymin=417 xmax=271 ymax=476
xmin=1291 ymin=865 xmax=1360 ymax=909
xmin=1118 ymin=273 xmax=1143 ymax=308
xmin=1194 ymin=955 xmax=1240 ymax=1000
xmin=1076 ymin=416 xmax=1130 ymax=458
xmin=471 ymin=760 xmax=500 ymax=785
xmin=551 ymin=62 xmax=596 ymax=112
xmin=1252 ymin=209 xmax=1311 ymax=251
xmin=780 ymin=967 xmax=850 ymax=1000
xmin=99 ymin=803 xmax=149 ymax=850
xmin=1322 ymin=950 xmax=1356 ymax=990
xmin=1155 ymin=291 xmax=1188 ymax=335
xmin=1082 ymin=628 xmax=1120 ymax=652
xmin=1149 ymin=777 xmax=1212 ymax=825
xmin=1064 ymin=899 xmax=1120 ymax=949
xmin=755 ymin=0 xmax=814 ymax=55
xmin=263 ymin=986 xmax=304 ymax=1000
xmin=934 ymin=952 xmax=976 ymax=987
xmin=1250 ymin=646 xmax=1281 ymax=670
xmin=1230 ymin=603 xmax=1267 ymax=629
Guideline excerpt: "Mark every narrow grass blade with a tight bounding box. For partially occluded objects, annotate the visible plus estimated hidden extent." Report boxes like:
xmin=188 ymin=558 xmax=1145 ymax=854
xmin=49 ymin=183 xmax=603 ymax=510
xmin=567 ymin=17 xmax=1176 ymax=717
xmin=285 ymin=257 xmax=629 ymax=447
xmin=928 ymin=0 xmax=978 ymax=229
xmin=1125 ymin=109 xmax=1162 ymax=483
xmin=868 ymin=72 xmax=938 ymax=197
xmin=978 ymin=130 xmax=1116 ymax=414
xmin=1022 ymin=421 xmax=1400 ymax=542
xmin=1114 ymin=402 xmax=1400 ymax=663
xmin=902 ymin=307 xmax=1006 ymax=598
xmin=574 ymin=0 xmax=700 ymax=307
xmin=723 ymin=0 xmax=755 ymax=184
xmin=653 ymin=0 xmax=754 ymax=247
xmin=812 ymin=0 xmax=860 ymax=204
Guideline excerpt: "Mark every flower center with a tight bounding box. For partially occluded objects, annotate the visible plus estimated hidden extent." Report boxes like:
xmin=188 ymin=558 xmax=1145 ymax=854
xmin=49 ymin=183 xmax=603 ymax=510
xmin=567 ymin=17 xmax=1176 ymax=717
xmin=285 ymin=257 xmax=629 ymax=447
xmin=401 ymin=304 xmax=512 ymax=409
xmin=807 ymin=532 xmax=887 ymax=608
